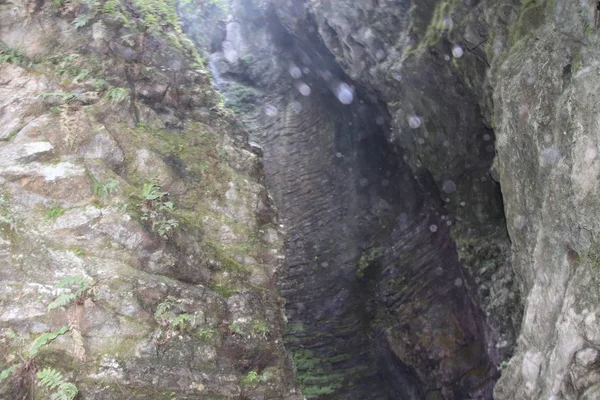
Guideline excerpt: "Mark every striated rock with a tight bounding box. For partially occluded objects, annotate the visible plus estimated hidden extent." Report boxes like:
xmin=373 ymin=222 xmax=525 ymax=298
xmin=182 ymin=0 xmax=512 ymax=397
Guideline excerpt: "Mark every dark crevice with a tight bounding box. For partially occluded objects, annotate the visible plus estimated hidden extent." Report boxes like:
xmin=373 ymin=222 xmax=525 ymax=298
xmin=183 ymin=4 xmax=515 ymax=399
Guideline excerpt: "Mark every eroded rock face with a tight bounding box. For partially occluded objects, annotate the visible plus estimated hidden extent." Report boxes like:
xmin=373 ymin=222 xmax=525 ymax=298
xmin=181 ymin=0 xmax=519 ymax=398
xmin=0 ymin=1 xmax=301 ymax=399
xmin=491 ymin=1 xmax=600 ymax=398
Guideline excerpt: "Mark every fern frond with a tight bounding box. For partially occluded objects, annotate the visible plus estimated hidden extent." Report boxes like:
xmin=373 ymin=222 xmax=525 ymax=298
xmin=29 ymin=326 xmax=69 ymax=356
xmin=55 ymin=276 xmax=89 ymax=289
xmin=73 ymin=13 xmax=93 ymax=29
xmin=171 ymin=314 xmax=192 ymax=330
xmin=0 ymin=364 xmax=19 ymax=382
xmin=37 ymin=368 xmax=78 ymax=400
xmin=37 ymin=368 xmax=64 ymax=390
xmin=48 ymin=293 xmax=77 ymax=310
xmin=51 ymin=382 xmax=78 ymax=400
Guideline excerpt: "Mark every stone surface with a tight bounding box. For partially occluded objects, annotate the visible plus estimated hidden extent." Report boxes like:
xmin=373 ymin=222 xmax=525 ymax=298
xmin=182 ymin=0 xmax=510 ymax=398
xmin=0 ymin=1 xmax=301 ymax=399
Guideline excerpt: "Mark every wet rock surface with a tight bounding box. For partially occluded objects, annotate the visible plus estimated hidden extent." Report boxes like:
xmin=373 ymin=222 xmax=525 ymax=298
xmin=4 ymin=0 xmax=600 ymax=398
xmin=183 ymin=0 xmax=519 ymax=398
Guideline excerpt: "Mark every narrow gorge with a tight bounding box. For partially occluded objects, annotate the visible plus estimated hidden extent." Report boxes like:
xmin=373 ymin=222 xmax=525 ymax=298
xmin=1 ymin=0 xmax=600 ymax=399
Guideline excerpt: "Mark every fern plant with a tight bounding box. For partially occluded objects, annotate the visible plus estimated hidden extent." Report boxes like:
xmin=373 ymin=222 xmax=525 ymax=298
xmin=139 ymin=182 xmax=178 ymax=239
xmin=29 ymin=326 xmax=70 ymax=357
xmin=92 ymin=178 xmax=119 ymax=198
xmin=154 ymin=296 xmax=193 ymax=342
xmin=240 ymin=370 xmax=270 ymax=386
xmin=48 ymin=276 xmax=96 ymax=311
xmin=105 ymin=87 xmax=129 ymax=104
xmin=141 ymin=182 xmax=167 ymax=201
xmin=38 ymin=92 xmax=78 ymax=102
xmin=72 ymin=0 xmax=100 ymax=29
xmin=0 ymin=326 xmax=69 ymax=388
xmin=0 ymin=41 xmax=28 ymax=66
xmin=37 ymin=368 xmax=78 ymax=400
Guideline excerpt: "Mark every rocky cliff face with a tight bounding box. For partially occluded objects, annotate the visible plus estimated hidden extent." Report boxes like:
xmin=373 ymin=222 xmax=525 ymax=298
xmin=3 ymin=0 xmax=600 ymax=399
xmin=0 ymin=1 xmax=302 ymax=399
xmin=186 ymin=0 xmax=600 ymax=398
xmin=491 ymin=1 xmax=600 ymax=398
xmin=187 ymin=0 xmax=516 ymax=398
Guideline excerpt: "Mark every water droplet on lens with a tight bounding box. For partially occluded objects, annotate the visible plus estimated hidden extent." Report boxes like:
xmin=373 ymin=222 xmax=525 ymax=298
xmin=408 ymin=115 xmax=422 ymax=129
xmin=289 ymin=65 xmax=302 ymax=79
xmin=586 ymin=148 xmax=597 ymax=161
xmin=442 ymin=180 xmax=456 ymax=194
xmin=336 ymin=83 xmax=354 ymax=104
xmin=452 ymin=45 xmax=464 ymax=58
xmin=290 ymin=101 xmax=302 ymax=113
xmin=296 ymin=82 xmax=311 ymax=96
xmin=444 ymin=17 xmax=454 ymax=30
xmin=265 ymin=105 xmax=278 ymax=117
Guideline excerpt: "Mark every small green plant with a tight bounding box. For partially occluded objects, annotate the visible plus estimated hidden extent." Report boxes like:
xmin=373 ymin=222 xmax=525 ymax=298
xmin=0 ymin=42 xmax=28 ymax=66
xmin=47 ymin=276 xmax=96 ymax=362
xmin=92 ymin=178 xmax=119 ymax=198
xmin=46 ymin=206 xmax=66 ymax=220
xmin=0 ymin=327 xmax=72 ymax=397
xmin=37 ymin=92 xmax=77 ymax=104
xmin=67 ymin=246 xmax=85 ymax=257
xmin=47 ymin=276 xmax=96 ymax=311
xmin=356 ymin=248 xmax=381 ymax=278
xmin=105 ymin=87 xmax=129 ymax=104
xmin=228 ymin=323 xmax=244 ymax=335
xmin=0 ymin=212 xmax=16 ymax=231
xmin=37 ymin=367 xmax=78 ymax=400
xmin=139 ymin=182 xmax=178 ymax=239
xmin=93 ymin=78 xmax=107 ymax=90
xmin=239 ymin=243 xmax=252 ymax=252
xmin=251 ymin=322 xmax=270 ymax=338
xmin=51 ymin=54 xmax=92 ymax=83
xmin=195 ymin=328 xmax=217 ymax=341
xmin=72 ymin=0 xmax=100 ymax=28
xmin=240 ymin=370 xmax=270 ymax=386
xmin=141 ymin=182 xmax=167 ymax=201
xmin=29 ymin=327 xmax=70 ymax=357
xmin=154 ymin=296 xmax=194 ymax=342
xmin=102 ymin=0 xmax=118 ymax=13
xmin=152 ymin=218 xmax=179 ymax=238
xmin=198 ymin=161 xmax=211 ymax=174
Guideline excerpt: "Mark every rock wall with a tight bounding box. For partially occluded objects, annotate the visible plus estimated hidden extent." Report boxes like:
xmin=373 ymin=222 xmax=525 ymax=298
xmin=491 ymin=0 xmax=600 ymax=398
xmin=4 ymin=0 xmax=600 ymax=398
xmin=0 ymin=1 xmax=302 ymax=399
xmin=186 ymin=0 xmax=518 ymax=398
